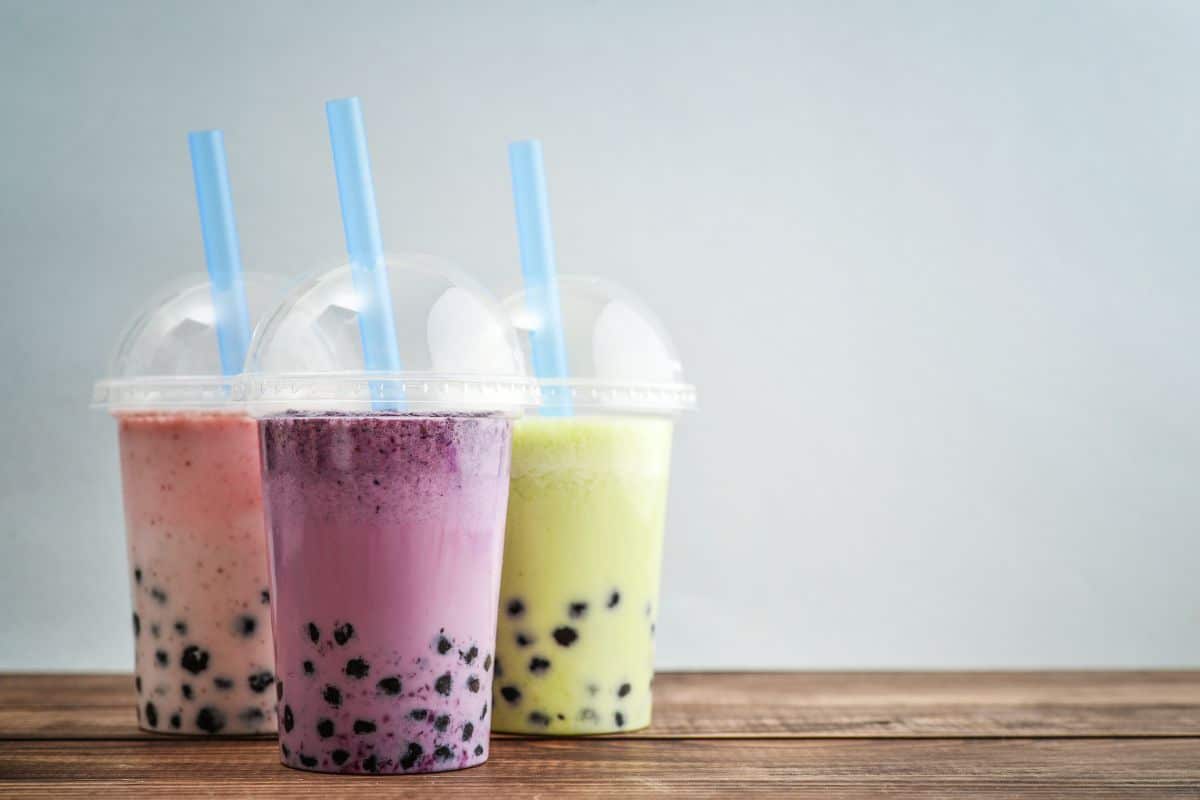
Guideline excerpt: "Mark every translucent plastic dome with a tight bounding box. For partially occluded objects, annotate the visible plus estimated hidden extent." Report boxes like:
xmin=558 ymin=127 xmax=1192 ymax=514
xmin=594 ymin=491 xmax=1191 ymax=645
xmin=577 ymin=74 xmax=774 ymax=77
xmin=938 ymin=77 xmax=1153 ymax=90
xmin=92 ymin=272 xmax=289 ymax=410
xmin=238 ymin=253 xmax=536 ymax=414
xmin=502 ymin=275 xmax=697 ymax=415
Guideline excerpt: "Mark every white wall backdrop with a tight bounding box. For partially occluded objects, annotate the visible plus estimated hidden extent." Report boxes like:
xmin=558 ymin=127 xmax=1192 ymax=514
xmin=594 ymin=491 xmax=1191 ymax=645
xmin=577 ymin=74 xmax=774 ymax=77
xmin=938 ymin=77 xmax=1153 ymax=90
xmin=1 ymin=0 xmax=1197 ymax=670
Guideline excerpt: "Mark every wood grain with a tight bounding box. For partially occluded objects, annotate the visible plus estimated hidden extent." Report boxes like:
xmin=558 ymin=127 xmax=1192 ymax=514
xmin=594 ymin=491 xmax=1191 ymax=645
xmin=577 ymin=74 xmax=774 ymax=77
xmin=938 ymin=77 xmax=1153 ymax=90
xmin=2 ymin=737 xmax=1198 ymax=798
xmin=2 ymin=672 xmax=1199 ymax=740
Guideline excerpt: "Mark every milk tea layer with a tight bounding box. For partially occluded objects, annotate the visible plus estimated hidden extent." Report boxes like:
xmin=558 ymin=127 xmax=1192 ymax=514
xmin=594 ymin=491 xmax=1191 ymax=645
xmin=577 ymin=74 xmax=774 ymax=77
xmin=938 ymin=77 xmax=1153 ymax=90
xmin=261 ymin=413 xmax=511 ymax=774
xmin=117 ymin=411 xmax=276 ymax=734
xmin=493 ymin=416 xmax=673 ymax=734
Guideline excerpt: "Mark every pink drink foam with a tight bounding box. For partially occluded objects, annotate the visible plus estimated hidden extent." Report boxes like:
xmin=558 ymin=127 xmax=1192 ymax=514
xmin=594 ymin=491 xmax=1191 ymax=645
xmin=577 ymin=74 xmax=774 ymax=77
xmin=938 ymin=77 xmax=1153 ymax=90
xmin=260 ymin=413 xmax=511 ymax=774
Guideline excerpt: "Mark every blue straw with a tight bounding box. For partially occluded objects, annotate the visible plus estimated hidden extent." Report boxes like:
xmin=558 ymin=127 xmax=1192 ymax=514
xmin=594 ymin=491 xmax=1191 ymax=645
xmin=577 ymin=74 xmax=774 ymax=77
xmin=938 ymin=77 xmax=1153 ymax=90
xmin=326 ymin=97 xmax=403 ymax=408
xmin=508 ymin=140 xmax=572 ymax=416
xmin=188 ymin=130 xmax=251 ymax=377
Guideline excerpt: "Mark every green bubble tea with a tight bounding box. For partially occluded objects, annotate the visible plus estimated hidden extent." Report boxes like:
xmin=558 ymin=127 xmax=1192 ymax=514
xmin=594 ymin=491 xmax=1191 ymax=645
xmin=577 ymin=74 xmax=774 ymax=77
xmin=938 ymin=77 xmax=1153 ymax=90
xmin=492 ymin=415 xmax=673 ymax=734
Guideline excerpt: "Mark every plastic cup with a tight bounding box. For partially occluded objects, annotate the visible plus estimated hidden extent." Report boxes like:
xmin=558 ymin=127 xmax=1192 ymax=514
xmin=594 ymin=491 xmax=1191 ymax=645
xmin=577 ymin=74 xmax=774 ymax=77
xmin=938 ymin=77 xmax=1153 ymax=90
xmin=491 ymin=276 xmax=696 ymax=734
xmin=240 ymin=255 xmax=536 ymax=773
xmin=92 ymin=273 xmax=288 ymax=735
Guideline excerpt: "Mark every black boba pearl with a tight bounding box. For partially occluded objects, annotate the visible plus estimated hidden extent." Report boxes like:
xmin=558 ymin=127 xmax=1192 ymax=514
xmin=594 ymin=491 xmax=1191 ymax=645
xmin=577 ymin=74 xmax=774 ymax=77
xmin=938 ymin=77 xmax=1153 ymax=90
xmin=344 ymin=658 xmax=369 ymax=679
xmin=260 ymin=589 xmax=270 ymax=605
xmin=150 ymin=587 xmax=168 ymax=605
xmin=607 ymin=590 xmax=620 ymax=609
xmin=436 ymin=635 xmax=452 ymax=654
xmin=651 ymin=623 xmax=656 ymax=637
xmin=435 ymin=672 xmax=452 ymax=695
xmin=434 ymin=745 xmax=453 ymax=761
xmin=462 ymin=721 xmax=474 ymax=741
xmin=353 ymin=719 xmax=376 ymax=734
xmin=281 ymin=743 xmax=290 ymax=759
xmin=400 ymin=742 xmax=423 ymax=770
xmin=144 ymin=701 xmax=158 ymax=728
xmin=557 ymin=713 xmax=565 ymax=720
xmin=283 ymin=705 xmax=294 ymax=732
xmin=317 ymin=719 xmax=335 ymax=738
xmin=276 ymin=680 xmax=284 ymax=701
xmin=213 ymin=677 xmax=234 ymax=690
xmin=299 ymin=753 xmax=318 ymax=768
xmin=434 ymin=714 xmax=450 ymax=732
xmin=569 ymin=601 xmax=588 ymax=619
xmin=181 ymin=645 xmax=209 ymax=674
xmin=618 ymin=682 xmax=632 ymax=698
xmin=467 ymin=675 xmax=481 ymax=693
xmin=506 ymin=598 xmax=525 ymax=617
xmin=494 ymin=656 xmax=502 ymax=677
xmin=236 ymin=615 xmax=257 ymax=637
xmin=134 ymin=675 xmax=142 ymax=694
xmin=307 ymin=623 xmax=320 ymax=643
xmin=500 ymin=686 xmax=521 ymax=703
xmin=132 ymin=613 xmax=140 ymax=637
xmin=528 ymin=711 xmax=550 ymax=727
xmin=462 ymin=645 xmax=478 ymax=664
xmin=332 ymin=622 xmax=354 ymax=646
xmin=580 ymin=708 xmax=597 ymax=721
xmin=377 ymin=676 xmax=402 ymax=695
xmin=615 ymin=711 xmax=626 ymax=727
xmin=474 ymin=744 xmax=483 ymax=757
xmin=196 ymin=706 xmax=226 ymax=734
xmin=323 ymin=685 xmax=342 ymax=706
xmin=134 ymin=568 xmax=142 ymax=584
xmin=155 ymin=649 xmax=168 ymax=667
xmin=552 ymin=627 xmax=578 ymax=647
xmin=239 ymin=707 xmax=265 ymax=725
xmin=483 ymin=653 xmax=492 ymax=671
xmin=480 ymin=702 xmax=488 ymax=720
xmin=515 ymin=632 xmax=534 ymax=648
xmin=248 ymin=672 xmax=275 ymax=694
xmin=303 ymin=660 xmax=314 ymax=675
xmin=529 ymin=656 xmax=551 ymax=674
xmin=174 ymin=621 xmax=187 ymax=635
xmin=150 ymin=623 xmax=161 ymax=639
xmin=409 ymin=709 xmax=427 ymax=720
xmin=331 ymin=749 xmax=350 ymax=766
xmin=362 ymin=754 xmax=379 ymax=773
xmin=169 ymin=712 xmax=181 ymax=729
xmin=587 ymin=683 xmax=599 ymax=695
xmin=181 ymin=683 xmax=193 ymax=700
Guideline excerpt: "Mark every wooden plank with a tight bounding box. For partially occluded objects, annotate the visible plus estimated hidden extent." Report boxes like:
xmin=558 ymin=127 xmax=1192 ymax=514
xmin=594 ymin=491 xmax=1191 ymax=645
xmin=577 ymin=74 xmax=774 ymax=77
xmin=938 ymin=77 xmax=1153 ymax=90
xmin=1 ymin=738 xmax=1197 ymax=798
xmin=3 ymin=672 xmax=1199 ymax=740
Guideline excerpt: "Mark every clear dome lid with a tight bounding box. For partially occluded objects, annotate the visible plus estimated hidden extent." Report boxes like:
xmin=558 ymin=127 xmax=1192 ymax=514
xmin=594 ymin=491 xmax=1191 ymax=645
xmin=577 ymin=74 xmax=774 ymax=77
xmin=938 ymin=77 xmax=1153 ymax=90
xmin=502 ymin=275 xmax=697 ymax=415
xmin=238 ymin=253 xmax=536 ymax=415
xmin=92 ymin=272 xmax=289 ymax=411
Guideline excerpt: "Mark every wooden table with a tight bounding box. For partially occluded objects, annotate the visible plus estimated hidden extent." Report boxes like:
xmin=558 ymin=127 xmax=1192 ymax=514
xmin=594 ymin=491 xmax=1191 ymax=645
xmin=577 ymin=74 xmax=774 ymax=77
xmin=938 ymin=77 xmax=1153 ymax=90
xmin=1 ymin=672 xmax=1197 ymax=797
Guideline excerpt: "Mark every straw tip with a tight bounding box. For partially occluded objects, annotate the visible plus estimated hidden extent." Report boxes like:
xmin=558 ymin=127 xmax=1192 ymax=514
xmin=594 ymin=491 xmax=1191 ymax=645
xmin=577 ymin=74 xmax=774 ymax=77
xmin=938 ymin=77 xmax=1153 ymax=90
xmin=188 ymin=129 xmax=222 ymax=144
xmin=326 ymin=96 xmax=361 ymax=111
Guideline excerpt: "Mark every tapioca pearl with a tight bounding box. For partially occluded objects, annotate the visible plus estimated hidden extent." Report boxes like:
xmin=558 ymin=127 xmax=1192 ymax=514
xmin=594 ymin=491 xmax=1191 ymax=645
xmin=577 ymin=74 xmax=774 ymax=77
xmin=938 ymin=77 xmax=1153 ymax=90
xmin=303 ymin=660 xmax=315 ymax=675
xmin=213 ymin=677 xmax=234 ymax=690
xmin=462 ymin=722 xmax=474 ymax=741
xmin=515 ymin=632 xmax=535 ymax=648
xmin=132 ymin=613 xmax=140 ymax=637
xmin=569 ymin=602 xmax=588 ymax=619
xmin=483 ymin=653 xmax=492 ymax=672
xmin=134 ymin=568 xmax=143 ymax=584
xmin=239 ymin=708 xmax=265 ymax=725
xmin=332 ymin=622 xmax=354 ymax=646
xmin=650 ymin=623 xmax=656 ymax=637
xmin=474 ymin=744 xmax=484 ymax=757
xmin=317 ymin=719 xmax=335 ymax=738
xmin=276 ymin=680 xmax=284 ymax=701
xmin=330 ymin=749 xmax=350 ymax=766
xmin=467 ymin=675 xmax=481 ymax=693
xmin=353 ymin=719 xmax=376 ymax=734
xmin=377 ymin=676 xmax=402 ymax=695
xmin=169 ymin=712 xmax=181 ymax=730
xmin=529 ymin=656 xmax=551 ymax=674
xmin=435 ymin=672 xmax=452 ymax=696
xmin=134 ymin=675 xmax=142 ymax=694
xmin=587 ymin=684 xmax=599 ymax=695
xmin=307 ymin=623 xmax=320 ymax=644
xmin=433 ymin=714 xmax=450 ymax=732
xmin=494 ymin=656 xmax=503 ymax=678
xmin=144 ymin=701 xmax=159 ymax=728
xmin=344 ymin=658 xmax=369 ymax=679
xmin=236 ymin=615 xmax=258 ymax=637
xmin=155 ymin=650 xmax=169 ymax=667
xmin=434 ymin=745 xmax=454 ymax=761
xmin=409 ymin=708 xmax=428 ymax=720
xmin=579 ymin=708 xmax=597 ymax=722
xmin=614 ymin=711 xmax=626 ymax=728
xmin=552 ymin=627 xmax=578 ymax=647
xmin=196 ymin=706 xmax=226 ymax=734
xmin=480 ymin=702 xmax=488 ymax=720
xmin=173 ymin=621 xmax=187 ymax=636
xmin=618 ymin=682 xmax=631 ymax=698
xmin=248 ymin=671 xmax=275 ymax=693
xmin=400 ymin=742 xmax=423 ymax=770
xmin=527 ymin=711 xmax=550 ymax=727
xmin=506 ymin=598 xmax=525 ymax=618
xmin=260 ymin=589 xmax=270 ymax=605
xmin=500 ymin=686 xmax=521 ymax=704
xmin=181 ymin=645 xmax=210 ymax=675
xmin=299 ymin=753 xmax=318 ymax=768
xmin=281 ymin=742 xmax=290 ymax=759
xmin=181 ymin=684 xmax=193 ymax=701
xmin=362 ymin=754 xmax=380 ymax=773
xmin=461 ymin=645 xmax=478 ymax=665
xmin=283 ymin=705 xmax=294 ymax=732
xmin=436 ymin=635 xmax=452 ymax=655
xmin=323 ymin=685 xmax=342 ymax=707
xmin=150 ymin=587 xmax=168 ymax=605
xmin=607 ymin=590 xmax=620 ymax=609
xmin=150 ymin=623 xmax=161 ymax=639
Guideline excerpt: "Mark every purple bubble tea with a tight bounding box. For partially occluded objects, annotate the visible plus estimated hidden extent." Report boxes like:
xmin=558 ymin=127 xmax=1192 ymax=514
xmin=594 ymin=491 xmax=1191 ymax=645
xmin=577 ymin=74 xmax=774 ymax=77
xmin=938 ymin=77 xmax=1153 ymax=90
xmin=261 ymin=412 xmax=511 ymax=774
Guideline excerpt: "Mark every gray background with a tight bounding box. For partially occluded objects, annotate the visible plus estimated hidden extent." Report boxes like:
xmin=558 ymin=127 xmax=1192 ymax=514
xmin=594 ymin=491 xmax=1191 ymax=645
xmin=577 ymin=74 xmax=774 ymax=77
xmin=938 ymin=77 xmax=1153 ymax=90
xmin=2 ymin=0 xmax=1197 ymax=670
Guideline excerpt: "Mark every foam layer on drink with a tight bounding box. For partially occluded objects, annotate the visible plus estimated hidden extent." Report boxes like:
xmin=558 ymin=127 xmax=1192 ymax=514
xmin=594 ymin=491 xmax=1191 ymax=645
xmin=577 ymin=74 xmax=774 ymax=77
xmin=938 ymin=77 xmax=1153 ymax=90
xmin=493 ymin=416 xmax=673 ymax=734
xmin=118 ymin=411 xmax=275 ymax=734
xmin=261 ymin=413 xmax=511 ymax=773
